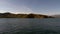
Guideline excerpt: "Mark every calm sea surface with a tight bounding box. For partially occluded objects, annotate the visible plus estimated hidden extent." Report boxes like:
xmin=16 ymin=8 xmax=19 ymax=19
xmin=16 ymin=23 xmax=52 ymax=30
xmin=0 ymin=18 xmax=60 ymax=34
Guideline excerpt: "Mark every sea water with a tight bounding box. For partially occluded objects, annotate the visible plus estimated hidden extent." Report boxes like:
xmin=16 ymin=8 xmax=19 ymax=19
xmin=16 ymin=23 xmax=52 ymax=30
xmin=0 ymin=18 xmax=60 ymax=34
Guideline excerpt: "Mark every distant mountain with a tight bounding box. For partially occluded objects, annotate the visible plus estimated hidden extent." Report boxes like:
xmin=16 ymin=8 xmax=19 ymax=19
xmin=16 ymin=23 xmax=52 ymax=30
xmin=0 ymin=12 xmax=54 ymax=18
xmin=51 ymin=15 xmax=60 ymax=18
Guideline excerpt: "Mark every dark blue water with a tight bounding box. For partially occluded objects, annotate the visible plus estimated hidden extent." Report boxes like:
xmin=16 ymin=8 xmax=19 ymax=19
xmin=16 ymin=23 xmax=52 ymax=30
xmin=0 ymin=18 xmax=60 ymax=34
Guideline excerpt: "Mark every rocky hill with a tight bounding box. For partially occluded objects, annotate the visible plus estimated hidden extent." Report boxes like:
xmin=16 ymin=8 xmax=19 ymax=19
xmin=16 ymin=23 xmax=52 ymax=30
xmin=0 ymin=12 xmax=54 ymax=18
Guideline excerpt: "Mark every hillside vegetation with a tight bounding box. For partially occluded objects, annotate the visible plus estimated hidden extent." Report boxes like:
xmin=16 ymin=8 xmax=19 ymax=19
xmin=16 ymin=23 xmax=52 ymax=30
xmin=0 ymin=12 xmax=54 ymax=18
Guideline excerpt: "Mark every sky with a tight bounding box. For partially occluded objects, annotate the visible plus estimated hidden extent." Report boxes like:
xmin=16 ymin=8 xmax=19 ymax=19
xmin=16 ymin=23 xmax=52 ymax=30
xmin=0 ymin=0 xmax=60 ymax=15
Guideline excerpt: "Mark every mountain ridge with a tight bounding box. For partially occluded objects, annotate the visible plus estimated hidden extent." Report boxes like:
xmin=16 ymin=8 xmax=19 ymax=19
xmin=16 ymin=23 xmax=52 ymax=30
xmin=0 ymin=12 xmax=54 ymax=18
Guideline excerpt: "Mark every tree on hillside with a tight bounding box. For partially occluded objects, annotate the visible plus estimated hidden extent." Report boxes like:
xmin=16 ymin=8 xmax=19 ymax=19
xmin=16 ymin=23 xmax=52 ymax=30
xmin=26 ymin=14 xmax=35 ymax=18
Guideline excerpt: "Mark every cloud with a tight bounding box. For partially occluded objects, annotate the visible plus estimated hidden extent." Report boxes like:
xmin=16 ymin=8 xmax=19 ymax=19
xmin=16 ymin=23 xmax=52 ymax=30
xmin=0 ymin=0 xmax=34 ymax=14
xmin=7 ymin=5 xmax=34 ymax=14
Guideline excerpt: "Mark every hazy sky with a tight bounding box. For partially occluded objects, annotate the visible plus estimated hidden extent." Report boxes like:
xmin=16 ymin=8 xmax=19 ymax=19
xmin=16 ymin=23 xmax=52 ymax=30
xmin=0 ymin=0 xmax=60 ymax=15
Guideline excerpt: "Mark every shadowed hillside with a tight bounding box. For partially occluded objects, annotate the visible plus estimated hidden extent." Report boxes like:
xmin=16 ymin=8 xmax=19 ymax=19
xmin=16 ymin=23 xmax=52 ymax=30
xmin=0 ymin=12 xmax=54 ymax=18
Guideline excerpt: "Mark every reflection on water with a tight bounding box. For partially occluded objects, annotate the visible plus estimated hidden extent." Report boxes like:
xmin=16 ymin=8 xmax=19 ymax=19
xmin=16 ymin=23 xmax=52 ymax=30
xmin=0 ymin=18 xmax=60 ymax=34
